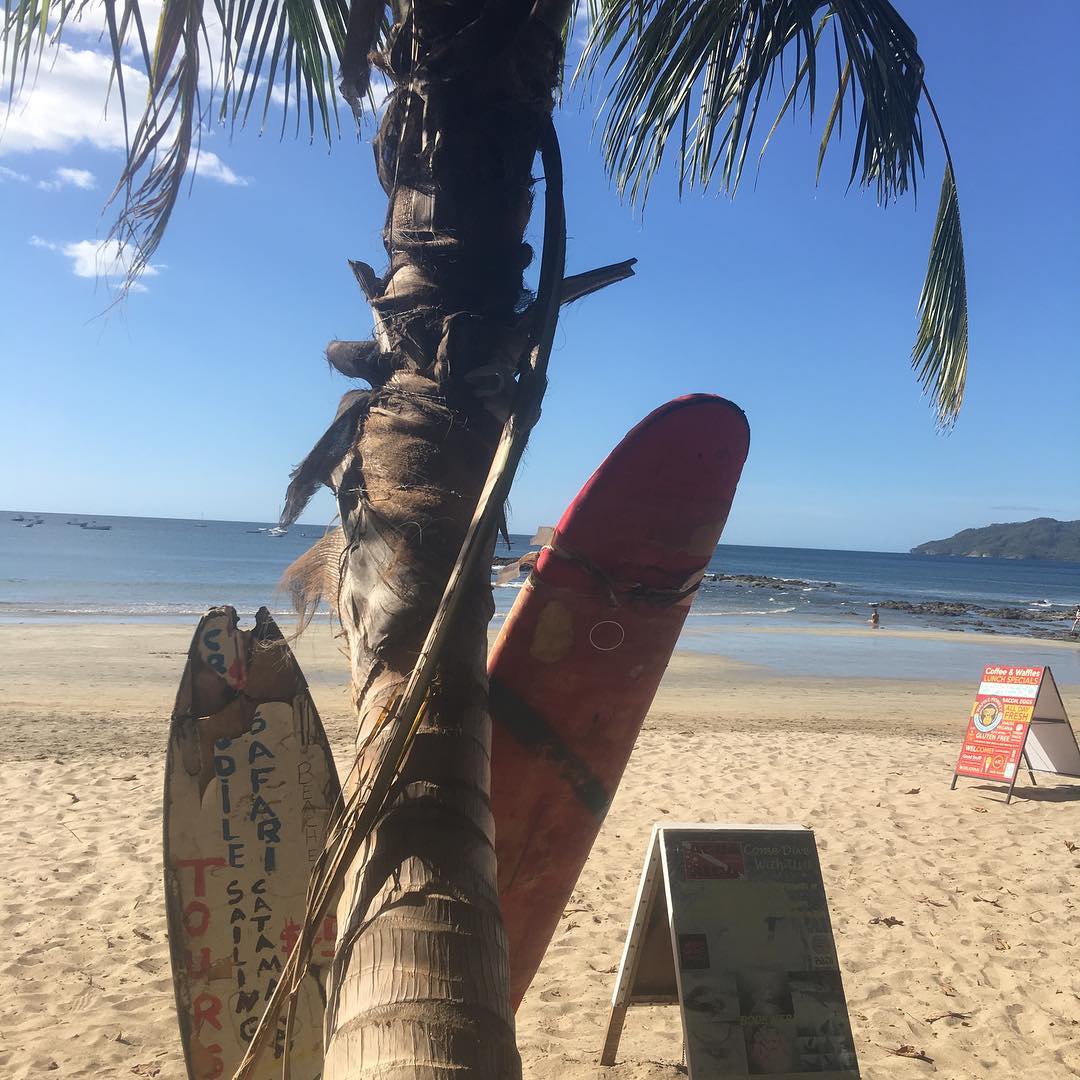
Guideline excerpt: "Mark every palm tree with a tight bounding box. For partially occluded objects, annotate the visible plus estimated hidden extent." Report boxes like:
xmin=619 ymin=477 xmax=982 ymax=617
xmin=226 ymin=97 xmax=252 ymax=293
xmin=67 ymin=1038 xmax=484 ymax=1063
xmin=4 ymin=1 xmax=968 ymax=1077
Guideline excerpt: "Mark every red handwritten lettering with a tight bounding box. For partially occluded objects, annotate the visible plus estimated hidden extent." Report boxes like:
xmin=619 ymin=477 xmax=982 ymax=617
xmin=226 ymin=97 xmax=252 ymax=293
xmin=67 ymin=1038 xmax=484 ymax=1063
xmin=316 ymin=916 xmax=337 ymax=958
xmin=280 ymin=919 xmax=301 ymax=956
xmin=193 ymin=992 xmax=223 ymax=1033
xmin=183 ymin=900 xmax=211 ymax=937
xmin=184 ymin=947 xmax=211 ymax=978
xmin=174 ymin=857 xmax=227 ymax=897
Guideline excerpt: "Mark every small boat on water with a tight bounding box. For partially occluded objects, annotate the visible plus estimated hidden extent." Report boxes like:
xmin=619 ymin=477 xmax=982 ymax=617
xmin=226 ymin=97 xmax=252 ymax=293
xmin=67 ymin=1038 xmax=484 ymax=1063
xmin=11 ymin=514 xmax=25 ymax=521
xmin=81 ymin=521 xmax=112 ymax=531
xmin=267 ymin=526 xmax=288 ymax=537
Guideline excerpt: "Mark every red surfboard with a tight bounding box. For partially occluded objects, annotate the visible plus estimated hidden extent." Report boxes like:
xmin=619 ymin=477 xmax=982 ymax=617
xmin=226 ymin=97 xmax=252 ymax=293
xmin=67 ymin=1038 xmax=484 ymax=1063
xmin=488 ymin=394 xmax=750 ymax=1007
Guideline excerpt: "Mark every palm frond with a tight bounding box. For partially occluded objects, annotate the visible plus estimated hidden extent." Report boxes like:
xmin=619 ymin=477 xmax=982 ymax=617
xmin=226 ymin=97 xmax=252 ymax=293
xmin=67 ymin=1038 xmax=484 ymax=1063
xmin=912 ymin=163 xmax=967 ymax=424
xmin=578 ymin=0 xmax=924 ymax=203
xmin=579 ymin=0 xmax=968 ymax=423
xmin=2 ymin=0 xmax=368 ymax=289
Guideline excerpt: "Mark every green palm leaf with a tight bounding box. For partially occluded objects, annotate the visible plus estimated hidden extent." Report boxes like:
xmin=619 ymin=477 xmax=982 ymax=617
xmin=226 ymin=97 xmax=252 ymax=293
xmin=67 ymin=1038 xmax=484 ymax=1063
xmin=579 ymin=0 xmax=968 ymax=422
xmin=913 ymin=163 xmax=967 ymax=426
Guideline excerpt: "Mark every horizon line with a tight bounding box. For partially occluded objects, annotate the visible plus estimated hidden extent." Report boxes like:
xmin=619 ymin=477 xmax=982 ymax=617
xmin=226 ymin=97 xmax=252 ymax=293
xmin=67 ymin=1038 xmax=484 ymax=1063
xmin=3 ymin=508 xmax=918 ymax=555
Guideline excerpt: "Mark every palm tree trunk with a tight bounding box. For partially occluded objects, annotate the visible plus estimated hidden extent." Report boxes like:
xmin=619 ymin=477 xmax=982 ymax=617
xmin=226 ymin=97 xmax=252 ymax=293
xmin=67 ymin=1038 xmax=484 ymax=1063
xmin=322 ymin=1 xmax=569 ymax=1075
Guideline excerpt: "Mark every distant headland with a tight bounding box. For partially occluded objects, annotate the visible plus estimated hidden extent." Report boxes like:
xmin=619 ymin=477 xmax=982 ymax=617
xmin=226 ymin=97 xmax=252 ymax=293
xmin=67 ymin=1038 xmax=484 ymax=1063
xmin=911 ymin=518 xmax=1080 ymax=561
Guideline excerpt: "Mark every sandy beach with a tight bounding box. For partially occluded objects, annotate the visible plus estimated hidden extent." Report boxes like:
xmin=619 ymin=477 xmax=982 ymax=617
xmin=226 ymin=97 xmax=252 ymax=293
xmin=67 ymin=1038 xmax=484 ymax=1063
xmin=2 ymin=621 xmax=1079 ymax=1078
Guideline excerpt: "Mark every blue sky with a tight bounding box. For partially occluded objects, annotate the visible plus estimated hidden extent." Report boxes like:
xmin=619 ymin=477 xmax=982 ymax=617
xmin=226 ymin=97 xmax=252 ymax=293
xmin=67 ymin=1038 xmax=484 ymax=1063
xmin=1 ymin=1 xmax=1077 ymax=552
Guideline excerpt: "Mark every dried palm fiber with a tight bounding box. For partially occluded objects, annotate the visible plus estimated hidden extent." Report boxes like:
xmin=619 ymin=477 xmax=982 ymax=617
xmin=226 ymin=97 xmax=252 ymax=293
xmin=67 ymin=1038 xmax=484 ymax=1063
xmin=326 ymin=340 xmax=393 ymax=385
xmin=336 ymin=370 xmax=504 ymax=703
xmin=280 ymin=391 xmax=370 ymax=532
xmin=280 ymin=527 xmax=347 ymax=634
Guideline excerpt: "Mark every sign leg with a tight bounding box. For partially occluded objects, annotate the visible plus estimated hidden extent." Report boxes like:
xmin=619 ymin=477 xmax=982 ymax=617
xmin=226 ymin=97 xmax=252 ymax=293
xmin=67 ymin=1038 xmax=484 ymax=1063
xmin=950 ymin=773 xmax=959 ymax=791
xmin=1022 ymin=750 xmax=1037 ymax=786
xmin=600 ymin=829 xmax=665 ymax=1067
xmin=600 ymin=1005 xmax=628 ymax=1066
xmin=1008 ymin=727 xmax=1037 ymax=803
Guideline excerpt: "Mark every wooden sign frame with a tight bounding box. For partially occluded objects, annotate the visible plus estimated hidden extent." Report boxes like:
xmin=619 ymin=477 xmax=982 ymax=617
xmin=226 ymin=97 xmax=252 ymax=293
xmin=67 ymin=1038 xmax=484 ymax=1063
xmin=951 ymin=665 xmax=1080 ymax=803
xmin=601 ymin=823 xmax=859 ymax=1078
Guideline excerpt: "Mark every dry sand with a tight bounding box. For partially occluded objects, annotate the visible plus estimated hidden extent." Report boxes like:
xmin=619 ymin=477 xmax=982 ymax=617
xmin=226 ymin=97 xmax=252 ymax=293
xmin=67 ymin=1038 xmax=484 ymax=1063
xmin=1 ymin=621 xmax=1079 ymax=1078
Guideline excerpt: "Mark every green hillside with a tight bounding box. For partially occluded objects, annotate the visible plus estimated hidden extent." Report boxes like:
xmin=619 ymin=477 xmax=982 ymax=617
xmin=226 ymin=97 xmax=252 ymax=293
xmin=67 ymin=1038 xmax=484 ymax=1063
xmin=911 ymin=518 xmax=1080 ymax=561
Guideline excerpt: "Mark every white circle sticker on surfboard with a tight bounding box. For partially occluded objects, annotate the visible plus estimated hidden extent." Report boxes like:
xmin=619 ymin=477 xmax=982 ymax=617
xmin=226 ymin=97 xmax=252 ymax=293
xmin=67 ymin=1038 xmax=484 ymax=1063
xmin=589 ymin=620 xmax=626 ymax=651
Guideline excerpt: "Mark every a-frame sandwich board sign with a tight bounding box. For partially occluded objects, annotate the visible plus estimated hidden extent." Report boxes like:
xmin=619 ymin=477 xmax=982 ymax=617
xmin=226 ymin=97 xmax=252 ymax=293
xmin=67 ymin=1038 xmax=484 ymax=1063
xmin=951 ymin=665 xmax=1080 ymax=803
xmin=601 ymin=824 xmax=860 ymax=1079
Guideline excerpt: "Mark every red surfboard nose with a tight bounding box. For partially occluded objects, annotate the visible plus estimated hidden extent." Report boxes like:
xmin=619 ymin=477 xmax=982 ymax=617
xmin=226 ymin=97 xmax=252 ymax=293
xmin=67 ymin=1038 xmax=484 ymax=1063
xmin=547 ymin=394 xmax=749 ymax=588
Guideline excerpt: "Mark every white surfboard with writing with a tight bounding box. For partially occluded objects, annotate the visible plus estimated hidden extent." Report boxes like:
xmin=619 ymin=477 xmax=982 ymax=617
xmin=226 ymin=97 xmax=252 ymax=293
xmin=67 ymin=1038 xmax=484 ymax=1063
xmin=164 ymin=607 xmax=341 ymax=1079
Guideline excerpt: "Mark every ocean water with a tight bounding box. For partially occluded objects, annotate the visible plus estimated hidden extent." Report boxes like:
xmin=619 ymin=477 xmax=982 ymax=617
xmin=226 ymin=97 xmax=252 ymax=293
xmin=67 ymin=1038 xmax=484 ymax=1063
xmin=2 ymin=511 xmax=1078 ymax=681
xmin=3 ymin=510 xmax=1077 ymax=621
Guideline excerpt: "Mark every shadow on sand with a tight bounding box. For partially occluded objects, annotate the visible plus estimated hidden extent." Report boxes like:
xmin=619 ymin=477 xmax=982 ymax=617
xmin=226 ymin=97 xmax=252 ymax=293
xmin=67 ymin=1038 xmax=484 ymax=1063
xmin=973 ymin=781 xmax=1080 ymax=804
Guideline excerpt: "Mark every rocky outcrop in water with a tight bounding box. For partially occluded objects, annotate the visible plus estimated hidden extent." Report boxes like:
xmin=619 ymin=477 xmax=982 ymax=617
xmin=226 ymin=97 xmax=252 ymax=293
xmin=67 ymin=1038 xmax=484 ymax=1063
xmin=700 ymin=573 xmax=1077 ymax=641
xmin=704 ymin=573 xmax=837 ymax=590
xmin=876 ymin=599 xmax=1072 ymax=622
xmin=871 ymin=599 xmax=1074 ymax=639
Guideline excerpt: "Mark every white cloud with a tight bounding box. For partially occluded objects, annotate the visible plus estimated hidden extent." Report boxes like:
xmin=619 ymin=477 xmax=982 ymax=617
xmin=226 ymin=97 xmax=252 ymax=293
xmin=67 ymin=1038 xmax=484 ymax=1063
xmin=1 ymin=164 xmax=30 ymax=182
xmin=1 ymin=44 xmax=140 ymax=155
xmin=188 ymin=149 xmax=249 ymax=187
xmin=56 ymin=1 xmax=165 ymax=48
xmin=30 ymin=234 xmax=160 ymax=290
xmin=2 ymin=43 xmax=247 ymax=187
xmin=38 ymin=166 xmax=97 ymax=191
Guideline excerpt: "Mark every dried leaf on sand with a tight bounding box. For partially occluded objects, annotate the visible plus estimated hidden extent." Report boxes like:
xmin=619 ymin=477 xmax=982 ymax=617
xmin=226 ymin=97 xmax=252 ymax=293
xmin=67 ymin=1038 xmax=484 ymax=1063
xmin=926 ymin=1011 xmax=971 ymax=1024
xmin=887 ymin=1044 xmax=935 ymax=1063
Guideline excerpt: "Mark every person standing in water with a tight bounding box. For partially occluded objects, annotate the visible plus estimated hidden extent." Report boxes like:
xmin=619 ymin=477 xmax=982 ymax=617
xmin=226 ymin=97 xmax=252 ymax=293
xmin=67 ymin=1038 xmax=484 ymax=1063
xmin=869 ymin=608 xmax=880 ymax=629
